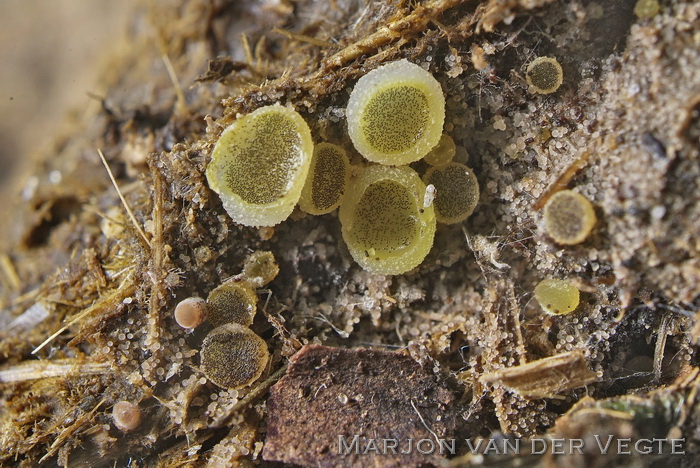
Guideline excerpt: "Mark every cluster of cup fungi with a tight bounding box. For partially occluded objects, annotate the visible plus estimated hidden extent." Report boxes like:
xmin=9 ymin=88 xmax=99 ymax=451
xmin=184 ymin=55 xmax=597 ymax=395
xmin=172 ymin=252 xmax=278 ymax=392
xmin=206 ymin=59 xmax=481 ymax=275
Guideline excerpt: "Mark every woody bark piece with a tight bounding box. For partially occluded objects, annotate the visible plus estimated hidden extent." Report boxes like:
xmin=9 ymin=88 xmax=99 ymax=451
xmin=263 ymin=345 xmax=458 ymax=468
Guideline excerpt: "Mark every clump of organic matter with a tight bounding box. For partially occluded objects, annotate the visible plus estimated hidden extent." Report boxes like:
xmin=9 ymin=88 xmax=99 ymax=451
xmin=206 ymin=104 xmax=314 ymax=227
xmin=339 ymin=165 xmax=435 ymax=275
xmin=423 ymin=162 xmax=479 ymax=224
xmin=200 ymin=323 xmax=270 ymax=390
xmin=542 ymin=189 xmax=597 ymax=245
xmin=346 ymin=59 xmax=445 ymax=165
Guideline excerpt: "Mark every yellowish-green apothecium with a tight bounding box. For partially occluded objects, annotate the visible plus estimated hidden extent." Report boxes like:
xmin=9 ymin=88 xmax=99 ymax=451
xmin=526 ymin=57 xmax=563 ymax=95
xmin=201 ymin=323 xmax=269 ymax=389
xmin=543 ymin=189 xmax=596 ymax=245
xmin=346 ymin=59 xmax=446 ymax=166
xmin=424 ymin=133 xmax=457 ymax=167
xmin=423 ymin=162 xmax=479 ymax=224
xmin=206 ymin=282 xmax=258 ymax=327
xmin=534 ymin=278 xmax=580 ymax=315
xmin=339 ymin=165 xmax=436 ymax=275
xmin=206 ymin=104 xmax=314 ymax=227
xmin=298 ymin=142 xmax=350 ymax=215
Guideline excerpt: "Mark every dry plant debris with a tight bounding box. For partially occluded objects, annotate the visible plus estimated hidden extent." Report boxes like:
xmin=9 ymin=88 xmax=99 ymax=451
xmin=0 ymin=0 xmax=698 ymax=465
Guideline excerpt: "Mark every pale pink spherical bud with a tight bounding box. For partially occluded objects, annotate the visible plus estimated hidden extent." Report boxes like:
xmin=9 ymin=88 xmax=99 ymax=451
xmin=174 ymin=297 xmax=207 ymax=329
xmin=112 ymin=401 xmax=141 ymax=432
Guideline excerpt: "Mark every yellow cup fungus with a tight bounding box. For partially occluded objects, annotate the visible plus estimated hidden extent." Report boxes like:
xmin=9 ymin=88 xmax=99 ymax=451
xmin=422 ymin=162 xmax=480 ymax=224
xmin=339 ymin=165 xmax=436 ymax=275
xmin=526 ymin=57 xmax=563 ymax=95
xmin=543 ymin=189 xmax=597 ymax=245
xmin=424 ymin=134 xmax=456 ymax=167
xmin=241 ymin=250 xmax=280 ymax=288
xmin=174 ymin=297 xmax=208 ymax=329
xmin=112 ymin=401 xmax=142 ymax=432
xmin=634 ymin=0 xmax=659 ymax=19
xmin=206 ymin=282 xmax=258 ymax=327
xmin=534 ymin=278 xmax=580 ymax=315
xmin=206 ymin=104 xmax=314 ymax=227
xmin=201 ymin=323 xmax=269 ymax=390
xmin=346 ymin=59 xmax=445 ymax=166
xmin=298 ymin=143 xmax=350 ymax=215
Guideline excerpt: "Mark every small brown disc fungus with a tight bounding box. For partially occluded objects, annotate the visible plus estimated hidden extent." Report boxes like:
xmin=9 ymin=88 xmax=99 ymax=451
xmin=346 ymin=59 xmax=445 ymax=166
xmin=526 ymin=57 xmax=563 ymax=94
xmin=206 ymin=104 xmax=314 ymax=227
xmin=424 ymin=134 xmax=456 ymax=166
xmin=112 ymin=401 xmax=141 ymax=432
xmin=534 ymin=278 xmax=580 ymax=315
xmin=201 ymin=323 xmax=269 ymax=390
xmin=299 ymin=143 xmax=350 ymax=215
xmin=174 ymin=297 xmax=207 ymax=329
xmin=543 ymin=189 xmax=597 ymax=245
xmin=339 ymin=165 xmax=436 ymax=275
xmin=422 ymin=162 xmax=479 ymax=224
xmin=241 ymin=250 xmax=280 ymax=287
xmin=206 ymin=282 xmax=258 ymax=327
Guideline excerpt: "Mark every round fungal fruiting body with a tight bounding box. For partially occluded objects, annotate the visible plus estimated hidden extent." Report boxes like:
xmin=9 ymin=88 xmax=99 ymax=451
xmin=298 ymin=143 xmax=350 ymax=215
xmin=339 ymin=165 xmax=436 ymax=275
xmin=424 ymin=134 xmax=456 ymax=166
xmin=526 ymin=57 xmax=563 ymax=94
xmin=534 ymin=278 xmax=580 ymax=315
xmin=206 ymin=104 xmax=314 ymax=227
xmin=422 ymin=162 xmax=479 ymax=224
xmin=201 ymin=323 xmax=269 ymax=390
xmin=634 ymin=0 xmax=659 ymax=19
xmin=543 ymin=189 xmax=597 ymax=245
xmin=242 ymin=250 xmax=279 ymax=287
xmin=206 ymin=282 xmax=257 ymax=327
xmin=346 ymin=59 xmax=446 ymax=165
xmin=112 ymin=401 xmax=141 ymax=432
xmin=174 ymin=297 xmax=208 ymax=329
